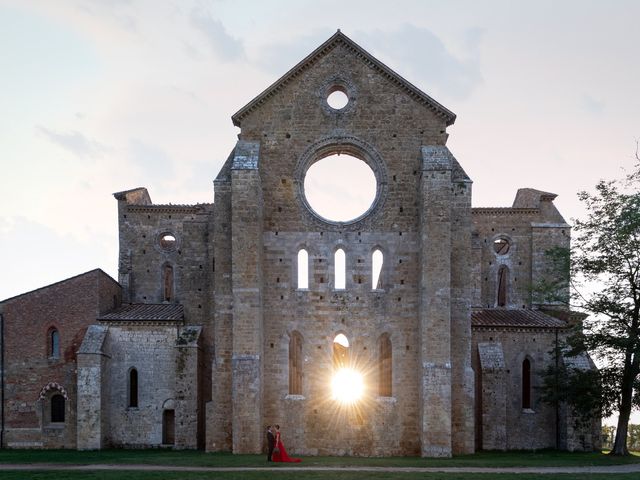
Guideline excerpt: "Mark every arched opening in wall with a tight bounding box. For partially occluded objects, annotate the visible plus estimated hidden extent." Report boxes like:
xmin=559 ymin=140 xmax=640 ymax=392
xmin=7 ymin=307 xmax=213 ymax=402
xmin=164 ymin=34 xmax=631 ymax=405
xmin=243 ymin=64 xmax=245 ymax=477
xmin=162 ymin=409 xmax=175 ymax=445
xmin=522 ymin=358 xmax=532 ymax=409
xmin=334 ymin=248 xmax=346 ymax=290
xmin=48 ymin=328 xmax=60 ymax=359
xmin=372 ymin=249 xmax=383 ymax=290
xmin=497 ymin=265 xmax=509 ymax=307
xmin=333 ymin=334 xmax=349 ymax=368
xmin=289 ymin=331 xmax=303 ymax=395
xmin=51 ymin=394 xmax=65 ymax=423
xmin=129 ymin=368 xmax=138 ymax=408
xmin=297 ymin=249 xmax=308 ymax=289
xmin=331 ymin=334 xmax=363 ymax=404
xmin=303 ymin=154 xmax=377 ymax=222
xmin=163 ymin=264 xmax=174 ymax=302
xmin=378 ymin=334 xmax=392 ymax=397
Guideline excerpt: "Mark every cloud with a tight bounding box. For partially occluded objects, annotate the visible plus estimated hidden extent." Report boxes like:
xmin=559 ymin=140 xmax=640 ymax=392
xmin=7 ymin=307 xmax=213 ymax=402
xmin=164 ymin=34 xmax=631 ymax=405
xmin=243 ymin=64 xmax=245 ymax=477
xmin=356 ymin=24 xmax=483 ymax=100
xmin=76 ymin=0 xmax=137 ymax=32
xmin=252 ymin=28 xmax=334 ymax=75
xmin=581 ymin=94 xmax=604 ymax=115
xmin=128 ymin=138 xmax=174 ymax=181
xmin=189 ymin=7 xmax=244 ymax=61
xmin=36 ymin=126 xmax=110 ymax=159
xmin=0 ymin=216 xmax=115 ymax=301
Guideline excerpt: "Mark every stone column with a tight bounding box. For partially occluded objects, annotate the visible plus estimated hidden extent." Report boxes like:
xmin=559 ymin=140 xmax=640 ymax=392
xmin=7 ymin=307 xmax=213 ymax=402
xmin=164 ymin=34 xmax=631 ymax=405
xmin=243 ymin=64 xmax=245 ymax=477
xmin=477 ymin=342 xmax=507 ymax=450
xmin=76 ymin=325 xmax=109 ymax=450
xmin=230 ymin=141 xmax=264 ymax=454
xmin=419 ymin=146 xmax=453 ymax=457
xmin=450 ymin=156 xmax=475 ymax=454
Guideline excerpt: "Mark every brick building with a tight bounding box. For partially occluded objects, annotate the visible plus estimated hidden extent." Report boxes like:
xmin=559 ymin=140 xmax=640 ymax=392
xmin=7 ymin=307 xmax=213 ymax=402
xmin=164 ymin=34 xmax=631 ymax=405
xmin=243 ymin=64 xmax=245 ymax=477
xmin=0 ymin=31 xmax=599 ymax=455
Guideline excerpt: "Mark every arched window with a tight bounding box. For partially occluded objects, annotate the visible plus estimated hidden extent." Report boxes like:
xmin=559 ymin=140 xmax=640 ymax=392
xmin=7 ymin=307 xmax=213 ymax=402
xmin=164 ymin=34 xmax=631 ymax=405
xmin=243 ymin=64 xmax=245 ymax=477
xmin=163 ymin=264 xmax=174 ymax=302
xmin=378 ymin=334 xmax=392 ymax=396
xmin=289 ymin=331 xmax=303 ymax=395
xmin=129 ymin=368 xmax=138 ymax=408
xmin=49 ymin=329 xmax=60 ymax=358
xmin=334 ymin=248 xmax=346 ymax=290
xmin=522 ymin=358 xmax=532 ymax=409
xmin=333 ymin=333 xmax=349 ymax=368
xmin=497 ymin=265 xmax=509 ymax=307
xmin=297 ymin=249 xmax=309 ymax=289
xmin=51 ymin=394 xmax=65 ymax=423
xmin=372 ymin=249 xmax=383 ymax=290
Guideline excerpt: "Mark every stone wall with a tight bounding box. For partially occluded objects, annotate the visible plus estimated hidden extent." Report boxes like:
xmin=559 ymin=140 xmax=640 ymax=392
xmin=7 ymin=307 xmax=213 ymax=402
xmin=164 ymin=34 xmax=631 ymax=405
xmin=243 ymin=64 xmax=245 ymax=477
xmin=472 ymin=327 xmax=559 ymax=450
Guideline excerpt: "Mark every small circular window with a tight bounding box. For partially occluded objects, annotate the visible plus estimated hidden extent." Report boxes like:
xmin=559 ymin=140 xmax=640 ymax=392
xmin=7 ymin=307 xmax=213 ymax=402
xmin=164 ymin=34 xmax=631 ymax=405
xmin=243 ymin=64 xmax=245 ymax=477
xmin=493 ymin=238 xmax=510 ymax=255
xmin=327 ymin=87 xmax=349 ymax=110
xmin=303 ymin=153 xmax=376 ymax=222
xmin=160 ymin=233 xmax=176 ymax=251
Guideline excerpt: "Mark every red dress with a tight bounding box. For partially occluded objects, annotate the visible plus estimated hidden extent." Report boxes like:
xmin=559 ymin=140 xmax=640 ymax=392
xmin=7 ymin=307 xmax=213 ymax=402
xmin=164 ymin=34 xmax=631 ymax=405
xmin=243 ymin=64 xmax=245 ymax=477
xmin=272 ymin=431 xmax=301 ymax=463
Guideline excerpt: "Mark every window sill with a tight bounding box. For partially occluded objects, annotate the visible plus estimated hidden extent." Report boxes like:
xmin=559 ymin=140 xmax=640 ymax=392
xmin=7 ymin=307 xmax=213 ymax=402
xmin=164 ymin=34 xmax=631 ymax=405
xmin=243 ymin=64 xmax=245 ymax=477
xmin=376 ymin=396 xmax=397 ymax=404
xmin=285 ymin=394 xmax=305 ymax=401
xmin=522 ymin=408 xmax=536 ymax=414
xmin=45 ymin=423 xmax=65 ymax=429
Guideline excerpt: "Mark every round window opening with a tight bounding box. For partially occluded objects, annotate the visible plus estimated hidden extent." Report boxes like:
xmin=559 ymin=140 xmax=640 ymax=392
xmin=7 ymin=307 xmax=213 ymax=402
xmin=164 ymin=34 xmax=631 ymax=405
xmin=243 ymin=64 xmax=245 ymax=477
xmin=493 ymin=238 xmax=510 ymax=255
xmin=303 ymin=154 xmax=377 ymax=222
xmin=160 ymin=233 xmax=176 ymax=250
xmin=327 ymin=89 xmax=349 ymax=110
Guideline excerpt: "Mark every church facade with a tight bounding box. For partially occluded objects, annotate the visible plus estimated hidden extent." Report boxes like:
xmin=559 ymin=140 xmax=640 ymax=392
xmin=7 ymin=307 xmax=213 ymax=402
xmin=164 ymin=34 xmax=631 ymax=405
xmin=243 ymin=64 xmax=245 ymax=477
xmin=0 ymin=32 xmax=599 ymax=456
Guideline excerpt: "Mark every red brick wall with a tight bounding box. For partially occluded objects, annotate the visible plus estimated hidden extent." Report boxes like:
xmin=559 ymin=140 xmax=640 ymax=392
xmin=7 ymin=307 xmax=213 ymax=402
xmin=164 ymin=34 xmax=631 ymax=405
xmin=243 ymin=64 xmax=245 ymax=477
xmin=0 ymin=269 xmax=121 ymax=447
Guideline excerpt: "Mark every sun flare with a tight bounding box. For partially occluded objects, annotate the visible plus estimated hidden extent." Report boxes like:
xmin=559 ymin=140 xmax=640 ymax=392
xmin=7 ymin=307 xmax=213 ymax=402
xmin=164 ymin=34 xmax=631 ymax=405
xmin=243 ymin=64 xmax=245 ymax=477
xmin=331 ymin=368 xmax=364 ymax=404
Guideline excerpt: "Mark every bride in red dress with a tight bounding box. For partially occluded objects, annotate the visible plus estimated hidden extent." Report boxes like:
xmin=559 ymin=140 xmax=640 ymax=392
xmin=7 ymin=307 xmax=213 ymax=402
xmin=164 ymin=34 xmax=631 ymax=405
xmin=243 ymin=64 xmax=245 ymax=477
xmin=271 ymin=425 xmax=301 ymax=463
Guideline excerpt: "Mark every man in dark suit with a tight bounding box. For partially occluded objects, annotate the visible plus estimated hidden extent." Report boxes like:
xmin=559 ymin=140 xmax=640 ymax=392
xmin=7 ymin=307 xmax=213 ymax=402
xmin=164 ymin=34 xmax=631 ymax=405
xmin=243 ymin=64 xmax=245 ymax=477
xmin=266 ymin=425 xmax=275 ymax=461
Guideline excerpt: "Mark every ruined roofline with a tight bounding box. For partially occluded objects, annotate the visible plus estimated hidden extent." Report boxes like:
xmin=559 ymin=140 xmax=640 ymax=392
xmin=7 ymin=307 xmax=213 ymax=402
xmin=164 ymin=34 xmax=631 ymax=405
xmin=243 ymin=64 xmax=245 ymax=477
xmin=127 ymin=203 xmax=213 ymax=214
xmin=0 ymin=268 xmax=118 ymax=305
xmin=472 ymin=207 xmax=539 ymax=215
xmin=231 ymin=30 xmax=456 ymax=127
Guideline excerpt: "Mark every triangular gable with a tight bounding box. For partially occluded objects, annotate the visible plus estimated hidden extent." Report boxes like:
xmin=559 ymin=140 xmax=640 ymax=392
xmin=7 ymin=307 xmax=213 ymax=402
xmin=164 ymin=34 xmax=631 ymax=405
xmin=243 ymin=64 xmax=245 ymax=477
xmin=232 ymin=30 xmax=456 ymax=127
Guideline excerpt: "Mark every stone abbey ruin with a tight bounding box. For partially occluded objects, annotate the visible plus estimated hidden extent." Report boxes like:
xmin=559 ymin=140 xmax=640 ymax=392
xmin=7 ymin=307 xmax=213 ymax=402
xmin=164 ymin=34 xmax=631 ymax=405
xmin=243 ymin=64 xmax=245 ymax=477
xmin=0 ymin=31 xmax=600 ymax=456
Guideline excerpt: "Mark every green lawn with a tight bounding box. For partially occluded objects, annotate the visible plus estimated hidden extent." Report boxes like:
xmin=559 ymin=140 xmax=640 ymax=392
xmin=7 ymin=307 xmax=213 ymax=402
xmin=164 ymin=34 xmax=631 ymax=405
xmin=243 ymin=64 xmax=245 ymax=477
xmin=0 ymin=473 xmax=639 ymax=480
xmin=0 ymin=449 xmax=638 ymax=468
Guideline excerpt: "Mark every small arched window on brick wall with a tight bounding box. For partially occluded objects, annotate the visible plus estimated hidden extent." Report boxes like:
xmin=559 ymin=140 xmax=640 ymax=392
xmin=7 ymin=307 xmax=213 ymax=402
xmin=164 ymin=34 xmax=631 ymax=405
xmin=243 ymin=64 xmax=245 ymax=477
xmin=163 ymin=264 xmax=174 ymax=302
xmin=522 ymin=358 xmax=532 ymax=409
xmin=51 ymin=394 xmax=65 ymax=423
xmin=497 ymin=265 xmax=509 ymax=307
xmin=129 ymin=368 xmax=139 ymax=408
xmin=48 ymin=328 xmax=60 ymax=359
xmin=297 ymin=249 xmax=309 ymax=289
xmin=289 ymin=331 xmax=303 ymax=395
xmin=378 ymin=333 xmax=392 ymax=397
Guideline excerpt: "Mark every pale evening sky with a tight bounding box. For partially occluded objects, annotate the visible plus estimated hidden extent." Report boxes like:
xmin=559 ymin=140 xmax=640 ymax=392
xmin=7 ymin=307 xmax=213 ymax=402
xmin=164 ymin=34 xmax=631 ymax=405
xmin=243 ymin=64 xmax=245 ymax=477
xmin=1 ymin=0 xmax=639 ymax=311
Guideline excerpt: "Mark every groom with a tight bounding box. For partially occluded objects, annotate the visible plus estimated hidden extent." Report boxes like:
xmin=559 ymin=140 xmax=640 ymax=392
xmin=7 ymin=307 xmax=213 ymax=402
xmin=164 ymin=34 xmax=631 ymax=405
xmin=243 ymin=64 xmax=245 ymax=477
xmin=266 ymin=425 xmax=275 ymax=461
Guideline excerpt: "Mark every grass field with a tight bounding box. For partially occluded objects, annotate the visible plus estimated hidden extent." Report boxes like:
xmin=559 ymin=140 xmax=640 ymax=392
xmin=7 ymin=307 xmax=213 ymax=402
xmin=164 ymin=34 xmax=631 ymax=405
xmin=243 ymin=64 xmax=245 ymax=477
xmin=0 ymin=449 xmax=639 ymax=480
xmin=0 ymin=448 xmax=638 ymax=467
xmin=0 ymin=472 xmax=639 ymax=480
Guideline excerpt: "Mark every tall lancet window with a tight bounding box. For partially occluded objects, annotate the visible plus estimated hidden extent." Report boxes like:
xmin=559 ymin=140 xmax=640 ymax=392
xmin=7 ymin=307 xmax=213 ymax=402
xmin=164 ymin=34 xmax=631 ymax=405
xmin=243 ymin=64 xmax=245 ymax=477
xmin=163 ymin=264 xmax=174 ymax=302
xmin=333 ymin=333 xmax=349 ymax=369
xmin=289 ymin=331 xmax=303 ymax=395
xmin=334 ymin=248 xmax=346 ymax=290
xmin=297 ymin=249 xmax=309 ymax=289
xmin=372 ymin=249 xmax=383 ymax=290
xmin=378 ymin=334 xmax=392 ymax=396
xmin=522 ymin=358 xmax=532 ymax=409
xmin=497 ymin=265 xmax=509 ymax=307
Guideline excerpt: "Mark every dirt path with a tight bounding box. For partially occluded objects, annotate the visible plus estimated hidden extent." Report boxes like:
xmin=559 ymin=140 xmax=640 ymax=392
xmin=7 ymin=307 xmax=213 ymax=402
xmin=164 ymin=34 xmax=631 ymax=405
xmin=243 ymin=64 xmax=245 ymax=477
xmin=1 ymin=463 xmax=640 ymax=474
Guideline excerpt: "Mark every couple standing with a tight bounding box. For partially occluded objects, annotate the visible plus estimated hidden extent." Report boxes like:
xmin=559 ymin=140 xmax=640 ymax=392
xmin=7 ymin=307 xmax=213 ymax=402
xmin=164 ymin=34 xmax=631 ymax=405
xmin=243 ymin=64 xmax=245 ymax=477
xmin=266 ymin=424 xmax=301 ymax=463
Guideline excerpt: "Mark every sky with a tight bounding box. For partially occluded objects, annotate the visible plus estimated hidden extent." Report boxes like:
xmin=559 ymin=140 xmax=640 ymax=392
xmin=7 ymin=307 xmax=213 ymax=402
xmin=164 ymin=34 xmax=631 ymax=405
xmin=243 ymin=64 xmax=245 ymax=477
xmin=0 ymin=2 xmax=638 ymax=287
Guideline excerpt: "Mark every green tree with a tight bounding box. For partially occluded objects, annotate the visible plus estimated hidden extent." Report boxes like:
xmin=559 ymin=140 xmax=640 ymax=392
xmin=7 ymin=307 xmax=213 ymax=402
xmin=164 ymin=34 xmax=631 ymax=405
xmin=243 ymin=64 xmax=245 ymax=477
xmin=560 ymin=152 xmax=640 ymax=455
